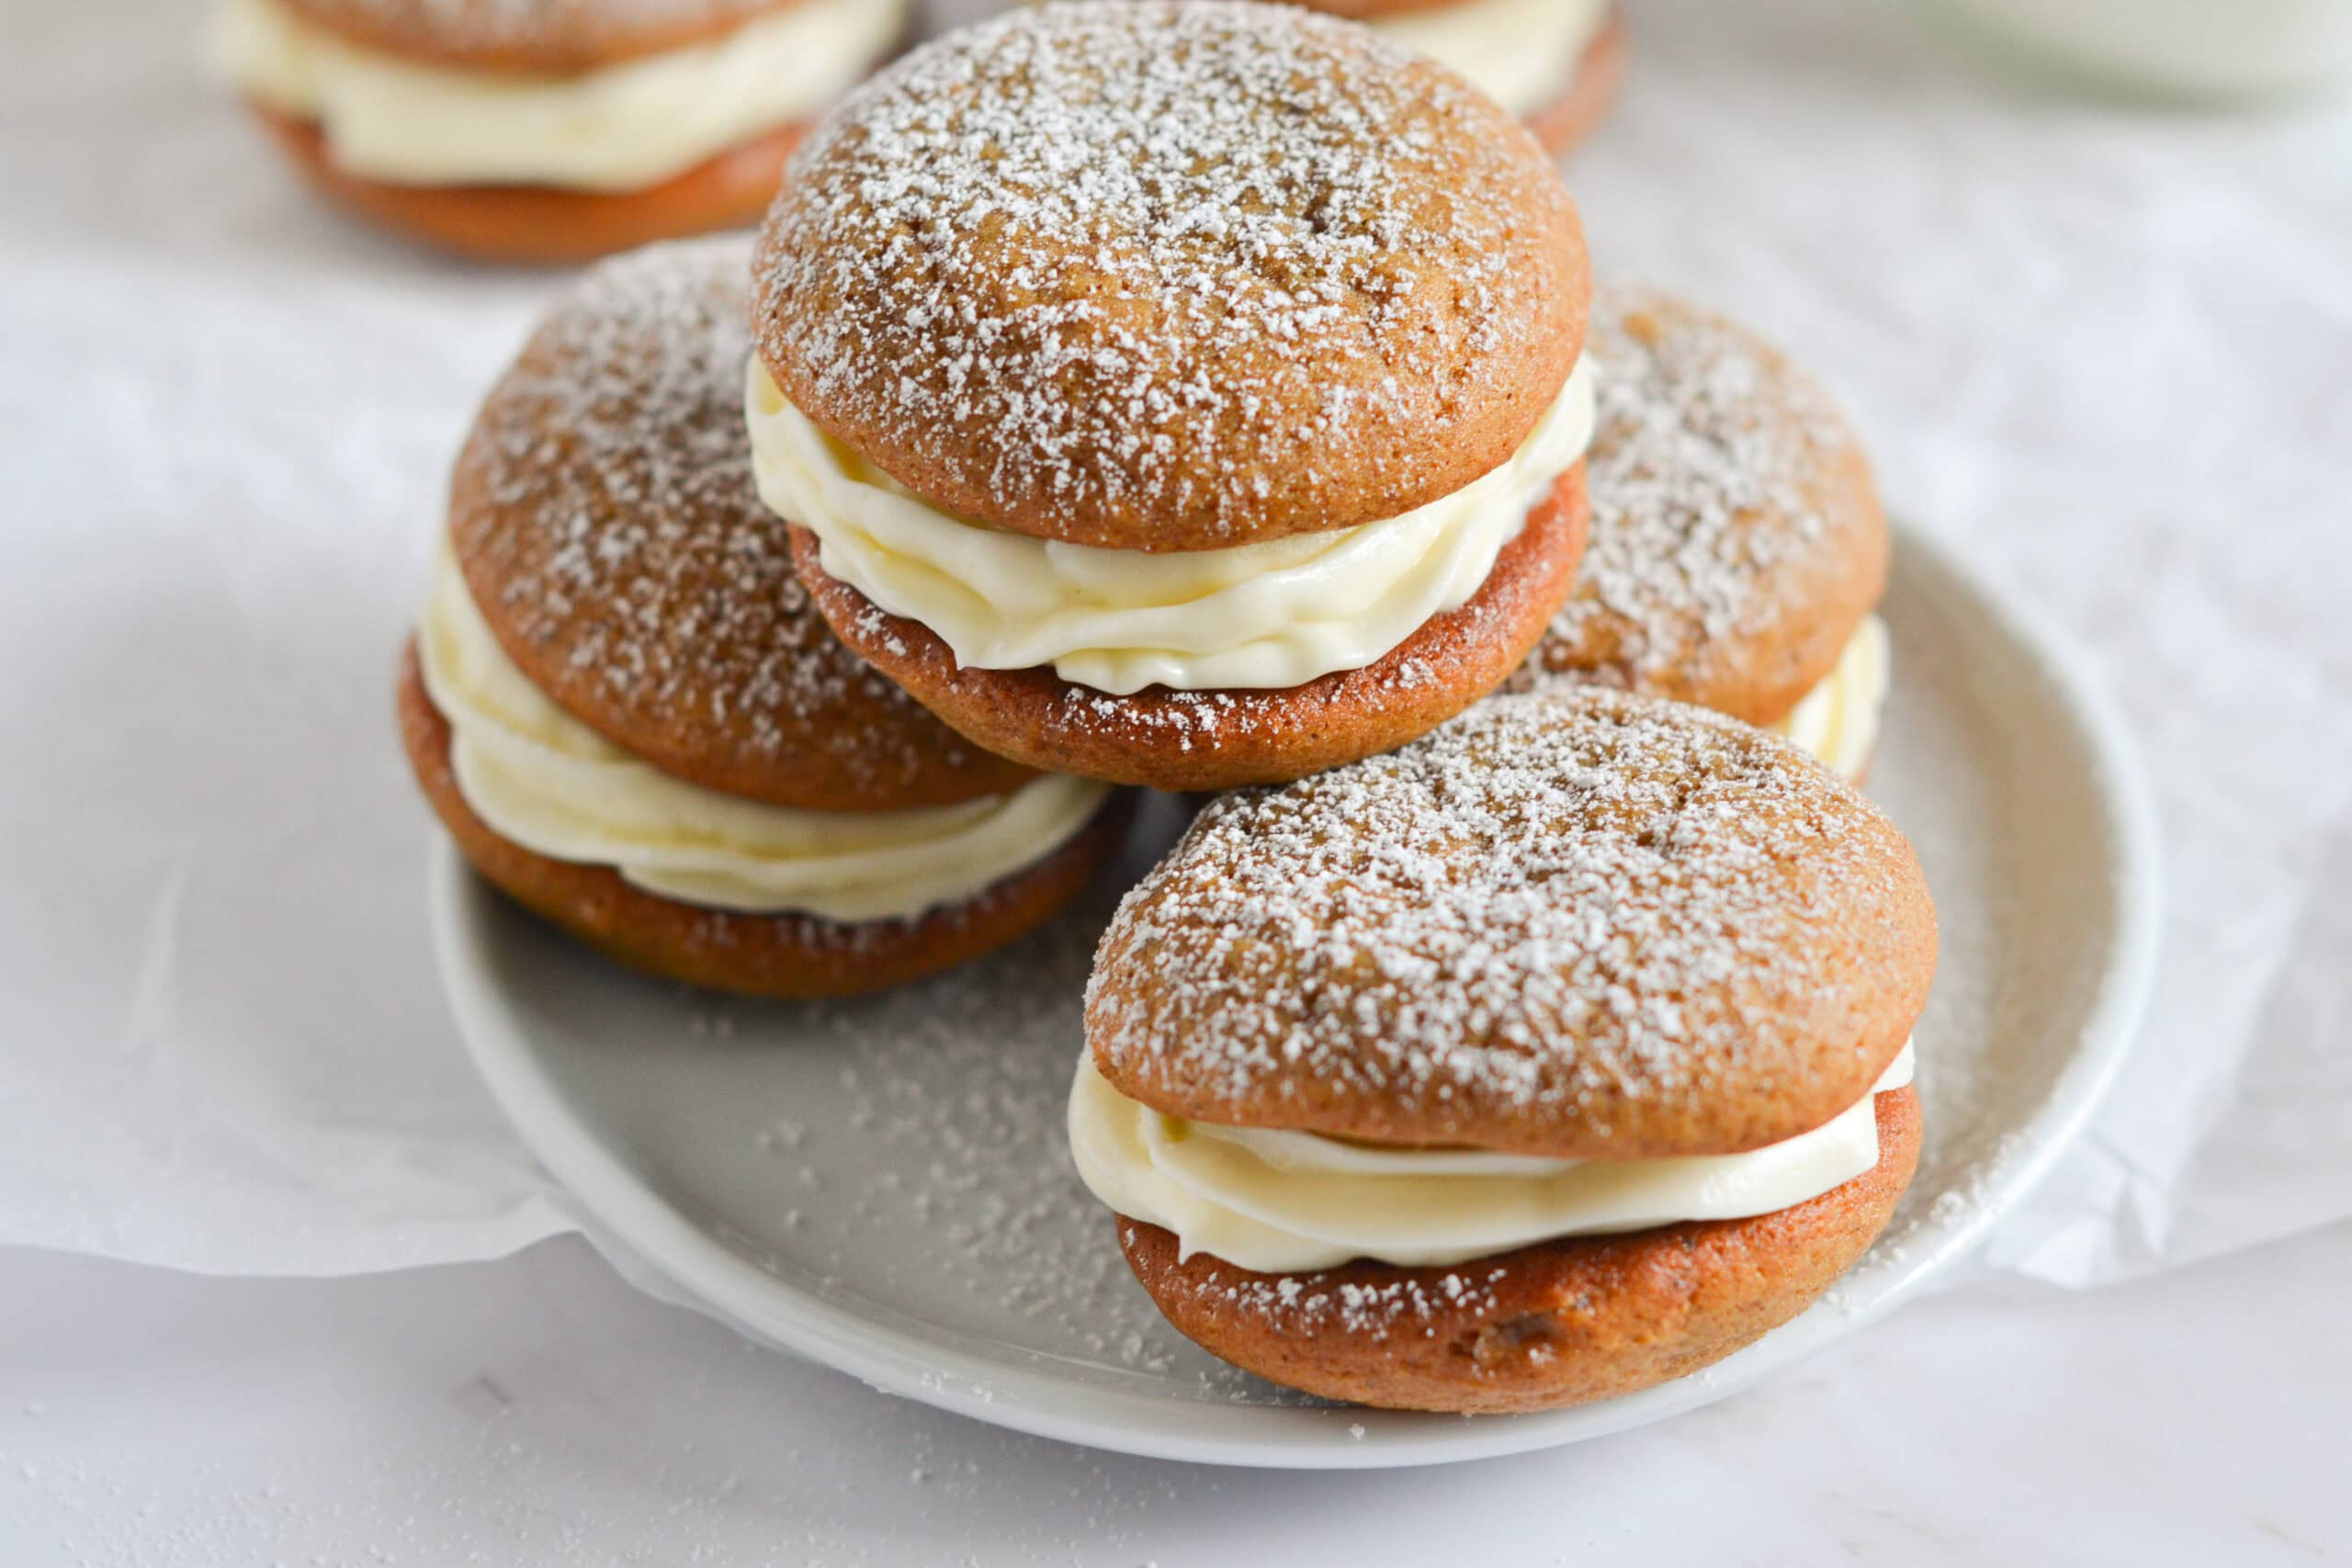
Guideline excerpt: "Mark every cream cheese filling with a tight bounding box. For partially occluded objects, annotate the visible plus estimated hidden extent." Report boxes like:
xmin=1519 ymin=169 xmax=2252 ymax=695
xmin=745 ymin=355 xmax=1597 ymax=695
xmin=1769 ymin=615 xmax=1890 ymax=782
xmin=416 ymin=550 xmax=1110 ymax=922
xmin=1068 ymin=1043 xmax=1914 ymax=1272
xmin=210 ymin=0 xmax=905 ymax=191
xmin=1371 ymin=0 xmax=1610 ymax=118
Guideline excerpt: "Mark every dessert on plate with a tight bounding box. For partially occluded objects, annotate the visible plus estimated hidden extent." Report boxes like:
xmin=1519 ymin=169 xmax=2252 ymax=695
xmin=399 ymin=239 xmax=1130 ymax=996
xmin=746 ymin=0 xmax=1596 ymax=791
xmin=1280 ymin=0 xmax=1627 ymax=152
xmin=1070 ymin=689 xmax=1936 ymax=1412
xmin=209 ymin=0 xmax=907 ymax=261
xmin=1516 ymin=287 xmax=1894 ymax=780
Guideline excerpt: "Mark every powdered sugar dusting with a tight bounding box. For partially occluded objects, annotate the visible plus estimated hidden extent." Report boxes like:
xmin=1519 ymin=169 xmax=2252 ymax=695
xmin=449 ymin=237 xmax=992 ymax=799
xmin=1517 ymin=286 xmax=1875 ymax=706
xmin=754 ymin=0 xmax=1580 ymax=545
xmin=633 ymin=822 xmax=1321 ymax=1404
xmin=1087 ymin=688 xmax=1931 ymax=1156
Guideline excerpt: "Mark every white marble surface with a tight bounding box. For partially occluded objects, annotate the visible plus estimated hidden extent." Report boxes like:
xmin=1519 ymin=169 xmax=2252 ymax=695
xmin=4 ymin=1228 xmax=2346 ymax=1562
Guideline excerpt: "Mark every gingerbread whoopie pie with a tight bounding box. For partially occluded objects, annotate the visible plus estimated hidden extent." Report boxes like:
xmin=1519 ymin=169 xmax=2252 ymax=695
xmin=209 ymin=0 xmax=907 ymax=262
xmin=1514 ymin=287 xmax=1894 ymax=781
xmin=1069 ymin=689 xmax=1936 ymax=1414
xmin=1286 ymin=0 xmax=1627 ymax=153
xmin=746 ymin=1 xmax=1596 ymax=792
xmin=399 ymin=239 xmax=1131 ymax=997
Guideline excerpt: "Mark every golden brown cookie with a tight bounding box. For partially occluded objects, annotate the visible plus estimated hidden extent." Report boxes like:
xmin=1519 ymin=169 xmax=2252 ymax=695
xmin=1087 ymin=688 xmax=1937 ymax=1158
xmin=399 ymin=647 xmax=1132 ymax=998
xmin=752 ymin=1 xmax=1589 ymax=551
xmin=254 ymin=107 xmax=810 ymax=266
xmin=402 ymin=239 xmax=1129 ymax=997
xmin=1116 ymin=1086 xmax=1920 ymax=1415
xmin=450 ymin=237 xmax=1029 ymax=811
xmin=791 ymin=465 xmax=1589 ymax=791
xmin=277 ymin=0 xmax=790 ymax=72
xmin=1515 ymin=287 xmax=1889 ymax=726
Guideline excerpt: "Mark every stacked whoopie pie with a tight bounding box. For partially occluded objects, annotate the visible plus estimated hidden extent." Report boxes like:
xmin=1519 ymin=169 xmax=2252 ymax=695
xmin=1072 ymin=691 xmax=1934 ymax=1412
xmin=210 ymin=0 xmax=908 ymax=260
xmin=742 ymin=0 xmax=1597 ymax=791
xmin=392 ymin=0 xmax=1936 ymax=1415
xmin=398 ymin=238 xmax=1131 ymax=997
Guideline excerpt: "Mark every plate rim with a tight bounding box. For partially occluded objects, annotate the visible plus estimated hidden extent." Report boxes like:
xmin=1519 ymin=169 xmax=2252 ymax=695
xmin=428 ymin=522 xmax=2164 ymax=1470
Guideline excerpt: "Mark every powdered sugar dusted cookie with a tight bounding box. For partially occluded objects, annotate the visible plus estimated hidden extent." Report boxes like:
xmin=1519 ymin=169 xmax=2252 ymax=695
xmin=746 ymin=1 xmax=1595 ymax=788
xmin=1518 ymin=287 xmax=1891 ymax=778
xmin=450 ymin=238 xmax=1027 ymax=811
xmin=401 ymin=240 xmax=1131 ymax=998
xmin=1069 ymin=688 xmax=1934 ymax=1411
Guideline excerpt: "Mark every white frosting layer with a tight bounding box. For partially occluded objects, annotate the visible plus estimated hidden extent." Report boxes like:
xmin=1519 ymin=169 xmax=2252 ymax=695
xmin=1770 ymin=615 xmax=1890 ymax=781
xmin=1069 ymin=1043 xmax=1914 ymax=1272
xmin=1372 ymin=0 xmax=1609 ymax=116
xmin=745 ymin=356 xmax=1597 ymax=695
xmin=210 ymin=0 xmax=904 ymax=190
xmin=416 ymin=551 xmax=1109 ymax=921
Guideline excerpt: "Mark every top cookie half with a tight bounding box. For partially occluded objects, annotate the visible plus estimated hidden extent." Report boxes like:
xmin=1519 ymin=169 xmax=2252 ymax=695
xmin=1086 ymin=688 xmax=1937 ymax=1159
xmin=752 ymin=0 xmax=1589 ymax=552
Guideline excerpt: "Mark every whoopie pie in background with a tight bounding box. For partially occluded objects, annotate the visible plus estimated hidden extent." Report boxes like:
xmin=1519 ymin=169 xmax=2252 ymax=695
xmin=1276 ymin=0 xmax=1627 ymax=153
xmin=211 ymin=0 xmax=909 ymax=261
xmin=1518 ymin=286 xmax=1894 ymax=782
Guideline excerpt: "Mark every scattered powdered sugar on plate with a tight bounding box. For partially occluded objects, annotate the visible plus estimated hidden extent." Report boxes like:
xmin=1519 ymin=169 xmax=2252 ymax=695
xmin=509 ymin=795 xmax=1317 ymax=1404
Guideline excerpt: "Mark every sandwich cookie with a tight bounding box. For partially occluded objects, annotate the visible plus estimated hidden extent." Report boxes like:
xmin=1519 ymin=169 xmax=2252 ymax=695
xmin=1288 ymin=0 xmax=1627 ymax=152
xmin=210 ymin=0 xmax=907 ymax=262
xmin=1516 ymin=287 xmax=1894 ymax=780
xmin=747 ymin=1 xmax=1596 ymax=791
xmin=1071 ymin=689 xmax=1936 ymax=1413
xmin=398 ymin=239 xmax=1130 ymax=997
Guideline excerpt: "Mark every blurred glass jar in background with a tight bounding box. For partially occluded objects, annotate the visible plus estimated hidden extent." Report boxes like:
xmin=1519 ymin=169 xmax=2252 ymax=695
xmin=1923 ymin=0 xmax=2352 ymax=101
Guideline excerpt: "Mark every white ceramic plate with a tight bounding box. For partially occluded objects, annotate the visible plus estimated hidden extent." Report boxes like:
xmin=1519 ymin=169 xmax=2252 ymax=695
xmin=429 ymin=524 xmax=2161 ymax=1469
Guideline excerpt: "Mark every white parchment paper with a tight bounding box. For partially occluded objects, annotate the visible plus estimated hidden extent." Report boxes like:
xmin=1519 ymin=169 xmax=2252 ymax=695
xmin=0 ymin=0 xmax=2346 ymax=1283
